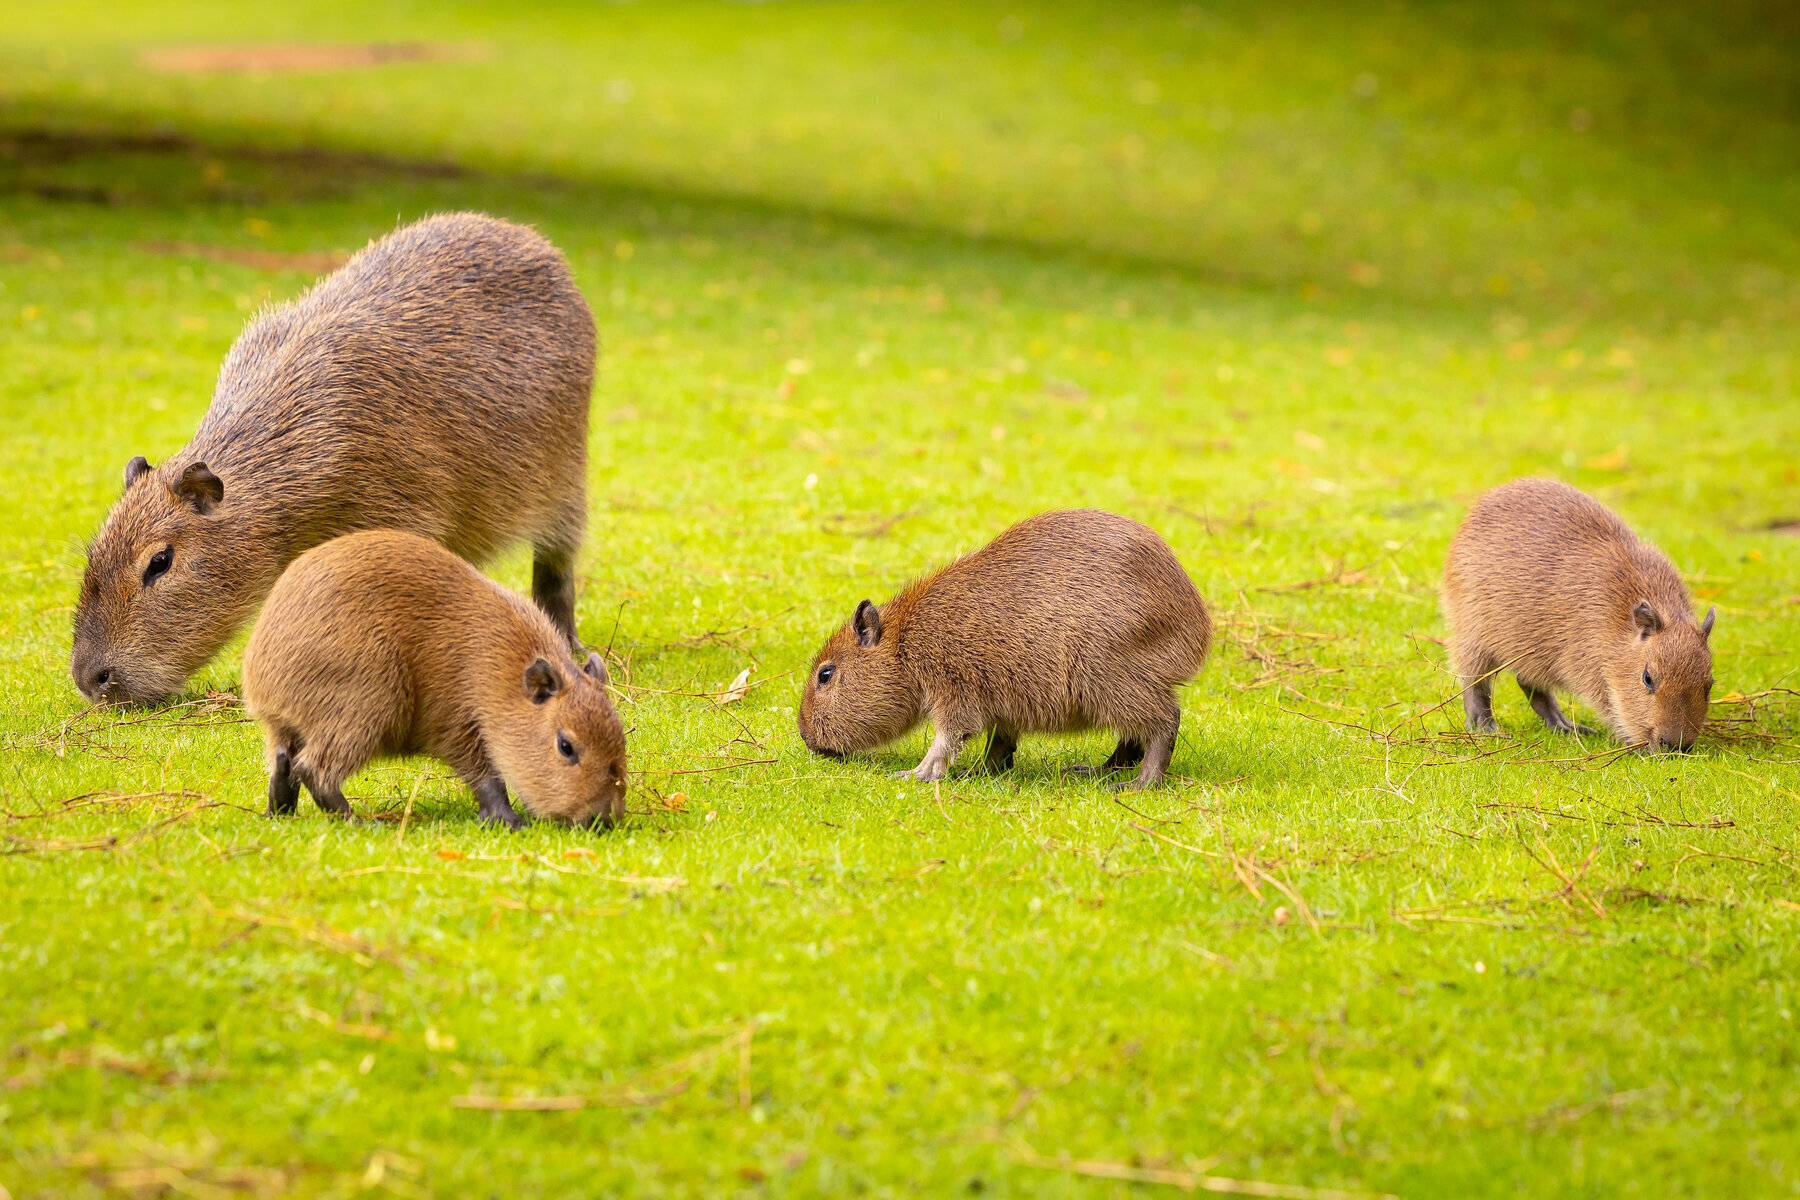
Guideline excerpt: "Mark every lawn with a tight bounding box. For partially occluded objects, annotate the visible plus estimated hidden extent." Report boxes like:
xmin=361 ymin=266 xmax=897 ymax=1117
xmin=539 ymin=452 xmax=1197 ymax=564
xmin=2 ymin=2 xmax=1798 ymax=1197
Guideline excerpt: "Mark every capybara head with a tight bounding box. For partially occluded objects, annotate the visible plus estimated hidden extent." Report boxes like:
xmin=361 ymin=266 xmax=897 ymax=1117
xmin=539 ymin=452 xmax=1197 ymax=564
xmin=1607 ymin=601 xmax=1716 ymax=751
xmin=798 ymin=600 xmax=921 ymax=757
xmin=71 ymin=458 xmax=250 ymax=704
xmin=486 ymin=652 xmax=628 ymax=827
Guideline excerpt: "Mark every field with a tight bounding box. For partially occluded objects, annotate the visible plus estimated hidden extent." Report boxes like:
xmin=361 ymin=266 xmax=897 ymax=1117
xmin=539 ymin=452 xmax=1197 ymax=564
xmin=2 ymin=2 xmax=1799 ymax=1196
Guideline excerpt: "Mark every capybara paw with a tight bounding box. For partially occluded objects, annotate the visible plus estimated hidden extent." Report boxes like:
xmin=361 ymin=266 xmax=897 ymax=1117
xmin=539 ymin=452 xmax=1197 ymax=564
xmin=1106 ymin=778 xmax=1162 ymax=792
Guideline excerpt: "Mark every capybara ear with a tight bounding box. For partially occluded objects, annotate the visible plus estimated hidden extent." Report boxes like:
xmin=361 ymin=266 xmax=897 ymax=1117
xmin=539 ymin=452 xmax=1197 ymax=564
xmin=524 ymin=658 xmax=562 ymax=704
xmin=176 ymin=462 xmax=224 ymax=514
xmin=1631 ymin=600 xmax=1663 ymax=637
xmin=582 ymin=652 xmax=610 ymax=686
xmin=124 ymin=456 xmax=153 ymax=490
xmin=853 ymin=599 xmax=882 ymax=647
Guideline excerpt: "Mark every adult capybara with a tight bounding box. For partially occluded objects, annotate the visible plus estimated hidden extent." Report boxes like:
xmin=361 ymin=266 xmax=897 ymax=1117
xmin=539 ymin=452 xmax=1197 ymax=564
xmin=798 ymin=509 xmax=1212 ymax=790
xmin=1441 ymin=477 xmax=1716 ymax=750
xmin=71 ymin=212 xmax=595 ymax=704
xmin=241 ymin=531 xmax=626 ymax=829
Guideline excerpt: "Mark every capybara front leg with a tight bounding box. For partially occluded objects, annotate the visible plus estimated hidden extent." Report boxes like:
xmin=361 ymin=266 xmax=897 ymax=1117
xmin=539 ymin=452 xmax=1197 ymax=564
xmin=266 ymin=746 xmax=300 ymax=817
xmin=473 ymin=777 xmax=526 ymax=831
xmin=982 ymin=727 xmax=1018 ymax=774
xmin=1462 ymin=673 xmax=1499 ymax=734
xmin=531 ymin=545 xmax=580 ymax=649
xmin=899 ymin=727 xmax=966 ymax=783
xmin=1521 ymin=682 xmax=1599 ymax=736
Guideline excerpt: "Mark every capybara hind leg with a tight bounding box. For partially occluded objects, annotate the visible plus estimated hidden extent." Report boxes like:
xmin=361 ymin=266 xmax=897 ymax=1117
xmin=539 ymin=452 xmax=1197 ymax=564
xmin=266 ymin=746 xmax=300 ymax=817
xmin=900 ymin=726 xmax=967 ymax=782
xmin=1067 ymin=737 xmax=1143 ymax=775
xmin=1112 ymin=702 xmax=1178 ymax=791
xmin=1521 ymin=682 xmax=1599 ymax=736
xmin=473 ymin=777 xmax=526 ymax=831
xmin=288 ymin=758 xmax=355 ymax=819
xmin=982 ymin=727 xmax=1018 ymax=774
xmin=531 ymin=545 xmax=580 ymax=648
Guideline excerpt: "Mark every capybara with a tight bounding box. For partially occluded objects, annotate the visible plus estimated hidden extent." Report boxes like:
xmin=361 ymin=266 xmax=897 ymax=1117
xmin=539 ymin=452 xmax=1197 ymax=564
xmin=241 ymin=531 xmax=626 ymax=829
xmin=797 ymin=509 xmax=1212 ymax=789
xmin=72 ymin=212 xmax=595 ymax=704
xmin=1441 ymin=477 xmax=1716 ymax=750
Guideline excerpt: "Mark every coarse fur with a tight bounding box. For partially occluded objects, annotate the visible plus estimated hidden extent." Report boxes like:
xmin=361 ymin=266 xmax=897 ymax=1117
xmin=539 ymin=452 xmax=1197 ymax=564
xmin=72 ymin=212 xmax=596 ymax=704
xmin=797 ymin=509 xmax=1212 ymax=789
xmin=242 ymin=531 xmax=626 ymax=829
xmin=1441 ymin=477 xmax=1716 ymax=750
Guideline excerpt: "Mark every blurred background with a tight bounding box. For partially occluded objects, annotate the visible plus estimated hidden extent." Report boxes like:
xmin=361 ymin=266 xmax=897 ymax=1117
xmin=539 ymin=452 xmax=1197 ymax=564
xmin=4 ymin=0 xmax=1797 ymax=331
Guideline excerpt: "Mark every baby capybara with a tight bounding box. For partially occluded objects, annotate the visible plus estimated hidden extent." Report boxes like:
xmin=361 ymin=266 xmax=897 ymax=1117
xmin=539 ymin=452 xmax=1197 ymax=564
xmin=798 ymin=509 xmax=1212 ymax=789
xmin=1441 ymin=477 xmax=1716 ymax=750
xmin=242 ymin=531 xmax=626 ymax=829
xmin=72 ymin=212 xmax=595 ymax=704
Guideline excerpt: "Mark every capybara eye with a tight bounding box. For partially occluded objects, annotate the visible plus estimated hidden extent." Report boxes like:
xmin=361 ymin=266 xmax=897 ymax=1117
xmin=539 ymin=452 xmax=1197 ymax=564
xmin=817 ymin=663 xmax=835 ymax=686
xmin=556 ymin=732 xmax=579 ymax=763
xmin=143 ymin=546 xmax=173 ymax=587
xmin=1642 ymin=668 xmax=1655 ymax=693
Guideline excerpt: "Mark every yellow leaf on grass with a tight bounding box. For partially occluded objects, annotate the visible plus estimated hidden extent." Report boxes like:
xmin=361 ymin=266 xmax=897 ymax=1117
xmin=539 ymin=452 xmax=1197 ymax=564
xmin=718 ymin=667 xmax=754 ymax=704
xmin=436 ymin=849 xmax=466 ymax=861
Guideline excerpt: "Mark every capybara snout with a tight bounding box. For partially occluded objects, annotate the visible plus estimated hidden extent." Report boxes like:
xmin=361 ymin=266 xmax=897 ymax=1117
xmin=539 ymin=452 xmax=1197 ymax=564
xmin=487 ymin=653 xmax=629 ymax=828
xmin=73 ymin=462 xmax=236 ymax=704
xmin=1626 ymin=607 xmax=1715 ymax=752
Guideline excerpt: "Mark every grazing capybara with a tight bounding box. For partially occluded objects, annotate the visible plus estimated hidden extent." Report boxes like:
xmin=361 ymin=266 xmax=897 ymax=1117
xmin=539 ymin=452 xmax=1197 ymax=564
xmin=1441 ymin=477 xmax=1716 ymax=750
xmin=241 ymin=531 xmax=626 ymax=829
xmin=797 ymin=509 xmax=1212 ymax=790
xmin=72 ymin=212 xmax=595 ymax=704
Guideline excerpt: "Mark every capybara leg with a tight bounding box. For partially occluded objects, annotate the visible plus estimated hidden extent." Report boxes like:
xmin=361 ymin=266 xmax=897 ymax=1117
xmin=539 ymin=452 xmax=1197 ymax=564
xmin=531 ymin=545 xmax=580 ymax=649
xmin=285 ymin=754 xmax=355 ymax=819
xmin=299 ymin=771 xmax=355 ymax=819
xmin=1067 ymin=737 xmax=1142 ymax=775
xmin=266 ymin=746 xmax=300 ymax=817
xmin=1103 ymin=738 xmax=1145 ymax=770
xmin=900 ymin=727 xmax=967 ymax=782
xmin=982 ymin=727 xmax=1018 ymax=774
xmin=1461 ymin=672 xmax=1499 ymax=734
xmin=1521 ymin=682 xmax=1599 ymax=736
xmin=474 ymin=777 xmax=526 ymax=831
xmin=1113 ymin=705 xmax=1178 ymax=792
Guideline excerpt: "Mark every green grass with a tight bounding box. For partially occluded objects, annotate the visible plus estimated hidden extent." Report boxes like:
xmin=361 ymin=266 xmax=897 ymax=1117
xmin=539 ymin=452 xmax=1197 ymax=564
xmin=3 ymin=3 xmax=1799 ymax=1196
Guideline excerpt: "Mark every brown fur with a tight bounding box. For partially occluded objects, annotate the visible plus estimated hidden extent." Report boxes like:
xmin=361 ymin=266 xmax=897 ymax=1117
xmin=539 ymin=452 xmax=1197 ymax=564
xmin=797 ymin=509 xmax=1212 ymax=789
xmin=72 ymin=212 xmax=596 ymax=704
xmin=241 ymin=531 xmax=626 ymax=828
xmin=1441 ymin=477 xmax=1716 ymax=750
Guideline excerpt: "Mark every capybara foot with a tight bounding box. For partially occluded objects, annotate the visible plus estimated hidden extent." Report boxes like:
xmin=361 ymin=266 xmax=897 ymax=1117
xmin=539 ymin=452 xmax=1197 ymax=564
xmin=474 ymin=777 xmax=527 ymax=831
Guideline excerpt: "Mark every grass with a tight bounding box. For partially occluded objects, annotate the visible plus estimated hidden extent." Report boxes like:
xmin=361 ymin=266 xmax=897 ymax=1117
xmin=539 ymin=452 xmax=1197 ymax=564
xmin=2 ymin=2 xmax=1799 ymax=1196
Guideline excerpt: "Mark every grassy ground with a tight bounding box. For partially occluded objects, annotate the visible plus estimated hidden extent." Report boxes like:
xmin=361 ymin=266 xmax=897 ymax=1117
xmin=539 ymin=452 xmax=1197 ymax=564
xmin=3 ymin=3 xmax=1799 ymax=1197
